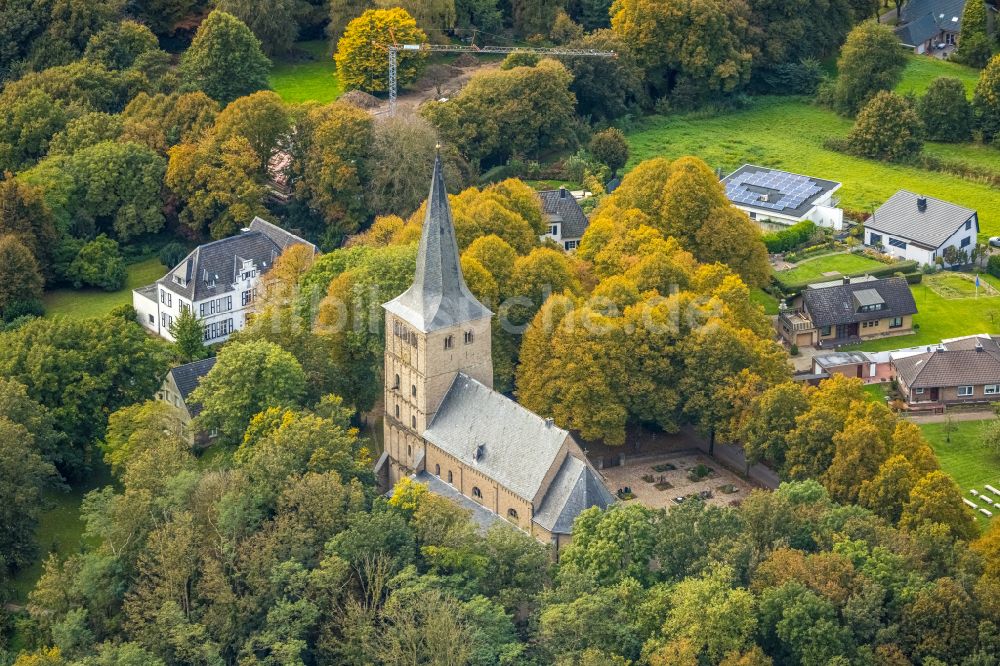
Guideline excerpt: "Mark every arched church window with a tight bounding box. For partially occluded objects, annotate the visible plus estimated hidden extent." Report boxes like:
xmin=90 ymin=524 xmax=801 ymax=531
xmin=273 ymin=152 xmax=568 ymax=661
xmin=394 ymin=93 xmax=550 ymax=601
xmin=507 ymin=508 xmax=518 ymax=520
xmin=411 ymin=415 xmax=416 ymax=428
xmin=393 ymin=374 xmax=400 ymax=390
xmin=444 ymin=335 xmax=454 ymax=350
xmin=447 ymin=470 xmax=453 ymax=483
xmin=411 ymin=385 xmax=416 ymax=397
xmin=395 ymin=404 xmax=400 ymax=418
xmin=472 ymin=486 xmax=482 ymax=499
xmin=435 ymin=464 xmax=440 ymax=476
xmin=464 ymin=330 xmax=474 ymax=344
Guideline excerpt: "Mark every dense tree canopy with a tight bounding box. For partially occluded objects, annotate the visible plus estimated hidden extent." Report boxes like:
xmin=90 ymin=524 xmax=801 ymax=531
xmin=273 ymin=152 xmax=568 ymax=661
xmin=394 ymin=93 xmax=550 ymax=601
xmin=919 ymin=77 xmax=973 ymax=142
xmin=974 ymin=54 xmax=1000 ymax=144
xmin=831 ymin=21 xmax=907 ymax=116
xmin=848 ymin=91 xmax=924 ymax=162
xmin=953 ymin=0 xmax=992 ymax=68
xmin=335 ymin=8 xmax=427 ymax=93
xmin=179 ymin=10 xmax=271 ymax=104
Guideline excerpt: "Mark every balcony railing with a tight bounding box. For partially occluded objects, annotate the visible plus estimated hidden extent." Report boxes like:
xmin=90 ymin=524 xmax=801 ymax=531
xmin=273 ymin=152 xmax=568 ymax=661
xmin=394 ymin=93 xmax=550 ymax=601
xmin=779 ymin=309 xmax=814 ymax=332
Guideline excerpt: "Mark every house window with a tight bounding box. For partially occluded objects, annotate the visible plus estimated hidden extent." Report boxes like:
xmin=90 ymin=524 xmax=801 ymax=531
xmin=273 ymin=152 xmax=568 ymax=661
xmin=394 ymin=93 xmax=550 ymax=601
xmin=472 ymin=486 xmax=482 ymax=499
xmin=411 ymin=415 xmax=416 ymax=428
xmin=435 ymin=464 xmax=440 ymax=476
xmin=549 ymin=224 xmax=558 ymax=236
xmin=444 ymin=335 xmax=454 ymax=350
xmin=820 ymin=326 xmax=832 ymax=336
xmin=241 ymin=289 xmax=253 ymax=306
xmin=966 ymin=219 xmax=972 ymax=231
xmin=862 ymin=320 xmax=880 ymax=329
xmin=202 ymin=318 xmax=234 ymax=341
xmin=447 ymin=470 xmax=453 ymax=483
xmin=564 ymin=240 xmax=579 ymax=250
xmin=395 ymin=404 xmax=400 ymax=418
xmin=915 ymin=388 xmax=925 ymax=395
xmin=407 ymin=445 xmax=411 ymax=456
xmin=958 ymin=385 xmax=974 ymax=397
xmin=748 ymin=211 xmax=757 ymax=220
xmin=464 ymin=330 xmax=473 ymax=345
xmin=508 ymin=508 xmax=518 ymax=520
xmin=961 ymin=236 xmax=971 ymax=248
xmin=870 ymin=233 xmax=882 ymax=246
xmin=888 ymin=238 xmax=907 ymax=249
xmin=890 ymin=317 xmax=903 ymax=328
xmin=393 ymin=374 xmax=400 ymax=390
xmin=986 ymin=385 xmax=1000 ymax=395
xmin=148 ymin=314 xmax=155 ymax=324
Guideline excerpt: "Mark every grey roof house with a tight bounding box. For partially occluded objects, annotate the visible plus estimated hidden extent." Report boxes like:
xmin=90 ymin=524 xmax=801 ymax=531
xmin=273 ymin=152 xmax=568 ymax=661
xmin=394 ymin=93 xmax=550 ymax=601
xmin=893 ymin=335 xmax=1000 ymax=406
xmin=894 ymin=0 xmax=994 ymax=52
xmin=721 ymin=164 xmax=844 ymax=230
xmin=864 ymin=191 xmax=978 ymax=267
xmin=539 ymin=187 xmax=590 ymax=251
xmin=157 ymin=356 xmax=217 ymax=443
xmin=133 ymin=217 xmax=316 ymax=345
xmin=779 ymin=276 xmax=918 ymax=348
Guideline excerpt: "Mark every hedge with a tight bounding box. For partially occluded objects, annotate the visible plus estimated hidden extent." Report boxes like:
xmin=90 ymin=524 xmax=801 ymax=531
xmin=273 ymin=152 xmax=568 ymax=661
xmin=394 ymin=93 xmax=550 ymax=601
xmin=775 ymin=259 xmax=920 ymax=295
xmin=988 ymin=254 xmax=1000 ymax=278
xmin=763 ymin=220 xmax=817 ymax=253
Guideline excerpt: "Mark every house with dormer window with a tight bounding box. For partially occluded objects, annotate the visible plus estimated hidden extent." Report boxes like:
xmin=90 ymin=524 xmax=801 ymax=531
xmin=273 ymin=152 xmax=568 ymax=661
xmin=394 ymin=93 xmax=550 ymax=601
xmin=133 ymin=217 xmax=316 ymax=345
xmin=779 ymin=275 xmax=917 ymax=348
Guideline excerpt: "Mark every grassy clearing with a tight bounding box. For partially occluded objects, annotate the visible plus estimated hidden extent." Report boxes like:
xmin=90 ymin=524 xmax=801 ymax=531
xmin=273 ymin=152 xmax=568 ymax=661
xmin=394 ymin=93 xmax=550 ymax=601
xmin=270 ymin=40 xmax=343 ymax=104
xmin=863 ymin=382 xmax=891 ymax=403
xmin=625 ymin=98 xmax=1000 ymax=237
xmin=919 ymin=419 xmax=1000 ymax=526
xmin=751 ymin=287 xmax=779 ymax=315
xmin=43 ymin=257 xmax=166 ymax=320
xmin=775 ymin=252 xmax=886 ymax=284
xmin=10 ymin=463 xmax=112 ymax=601
xmin=895 ymin=55 xmax=981 ymax=96
xmin=850 ymin=272 xmax=1000 ymax=351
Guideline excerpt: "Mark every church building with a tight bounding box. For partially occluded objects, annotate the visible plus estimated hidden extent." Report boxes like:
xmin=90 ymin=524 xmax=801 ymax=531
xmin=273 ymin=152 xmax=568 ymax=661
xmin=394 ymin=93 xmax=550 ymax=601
xmin=376 ymin=153 xmax=614 ymax=550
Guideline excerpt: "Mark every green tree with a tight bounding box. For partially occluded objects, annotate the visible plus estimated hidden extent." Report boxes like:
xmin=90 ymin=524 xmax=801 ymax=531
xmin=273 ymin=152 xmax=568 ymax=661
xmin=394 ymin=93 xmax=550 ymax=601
xmin=216 ymin=0 xmax=299 ymax=55
xmin=83 ymin=20 xmax=160 ymax=70
xmin=0 ymin=178 xmax=58 ymax=277
xmin=973 ymin=54 xmax=1000 ymax=144
xmin=27 ymin=0 xmax=124 ymax=70
xmin=560 ymin=504 xmax=659 ymax=585
xmin=166 ymin=134 xmax=269 ymax=239
xmin=335 ymin=8 xmax=427 ymax=93
xmin=213 ymin=91 xmax=291 ymax=172
xmin=454 ymin=0 xmax=503 ymax=34
xmin=953 ymin=0 xmax=992 ymax=68
xmin=900 ymin=577 xmax=978 ymax=663
xmin=190 ymin=339 xmax=307 ymax=443
xmin=179 ymin=10 xmax=271 ymax=104
xmin=0 ymin=234 xmax=44 ymax=319
xmin=101 ymin=400 xmax=189 ymax=475
xmin=574 ymin=0 xmax=613 ymax=30
xmin=170 ymin=308 xmax=209 ymax=363
xmin=0 ymin=88 xmax=69 ymax=173
xmin=122 ymin=91 xmax=220 ymax=153
xmin=589 ymin=128 xmax=629 ymax=177
xmin=831 ymin=21 xmax=907 ymax=115
xmin=918 ymin=77 xmax=973 ymax=142
xmin=421 ymin=59 xmax=577 ymax=166
xmin=847 ymin=91 xmax=923 ymax=162
xmin=610 ymin=0 xmax=754 ymax=105
xmin=327 ymin=0 xmax=373 ymax=42
xmin=899 ymin=470 xmax=978 ymax=541
xmin=741 ymin=381 xmax=809 ymax=471
xmin=131 ymin=0 xmax=197 ymax=35
xmin=48 ymin=112 xmax=125 ymax=155
xmin=65 ymin=234 xmax=126 ymax=290
xmin=564 ymin=31 xmax=646 ymax=122
xmin=0 ymin=418 xmax=56 ymax=572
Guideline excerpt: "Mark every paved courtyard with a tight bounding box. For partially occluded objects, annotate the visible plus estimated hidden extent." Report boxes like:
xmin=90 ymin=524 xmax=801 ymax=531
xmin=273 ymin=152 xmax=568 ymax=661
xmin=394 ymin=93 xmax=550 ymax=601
xmin=601 ymin=452 xmax=754 ymax=510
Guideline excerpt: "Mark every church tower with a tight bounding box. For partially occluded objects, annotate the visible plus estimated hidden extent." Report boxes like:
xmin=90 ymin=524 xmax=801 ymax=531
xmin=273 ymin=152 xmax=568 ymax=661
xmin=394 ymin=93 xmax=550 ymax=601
xmin=381 ymin=152 xmax=493 ymax=484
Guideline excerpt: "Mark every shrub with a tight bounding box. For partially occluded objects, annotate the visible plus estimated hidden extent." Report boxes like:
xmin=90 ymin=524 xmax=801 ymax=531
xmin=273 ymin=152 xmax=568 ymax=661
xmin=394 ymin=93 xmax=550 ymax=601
xmin=847 ymin=91 xmax=923 ymax=162
xmin=918 ymin=77 xmax=972 ymax=143
xmin=158 ymin=241 xmax=189 ymax=268
xmin=755 ymin=59 xmax=824 ymax=95
xmin=762 ymin=220 xmax=817 ymax=253
xmin=66 ymin=234 xmax=127 ymax=291
xmin=987 ymin=254 xmax=1000 ymax=279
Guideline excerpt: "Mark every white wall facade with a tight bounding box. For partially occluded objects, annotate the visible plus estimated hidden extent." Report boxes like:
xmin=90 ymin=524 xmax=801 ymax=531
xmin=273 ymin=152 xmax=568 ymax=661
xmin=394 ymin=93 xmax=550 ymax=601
xmin=738 ymin=201 xmax=844 ymax=232
xmin=866 ymin=216 xmax=976 ymax=267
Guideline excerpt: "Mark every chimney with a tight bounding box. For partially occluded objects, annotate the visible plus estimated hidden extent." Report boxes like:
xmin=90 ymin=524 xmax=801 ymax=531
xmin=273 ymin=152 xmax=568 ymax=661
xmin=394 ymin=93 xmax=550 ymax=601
xmin=559 ymin=186 xmax=567 ymax=199
xmin=917 ymin=196 xmax=927 ymax=212
xmin=544 ymin=417 xmax=554 ymax=428
xmin=843 ymin=276 xmax=851 ymax=285
xmin=976 ymin=342 xmax=984 ymax=352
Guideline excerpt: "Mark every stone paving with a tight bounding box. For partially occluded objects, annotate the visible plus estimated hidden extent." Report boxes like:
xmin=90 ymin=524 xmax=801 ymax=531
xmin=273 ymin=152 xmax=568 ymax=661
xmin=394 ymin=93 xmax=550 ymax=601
xmin=601 ymin=452 xmax=753 ymax=511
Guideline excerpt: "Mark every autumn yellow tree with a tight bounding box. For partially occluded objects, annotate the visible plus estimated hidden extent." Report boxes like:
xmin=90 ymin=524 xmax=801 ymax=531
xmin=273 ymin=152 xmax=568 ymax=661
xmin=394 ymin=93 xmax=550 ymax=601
xmin=335 ymin=8 xmax=427 ymax=92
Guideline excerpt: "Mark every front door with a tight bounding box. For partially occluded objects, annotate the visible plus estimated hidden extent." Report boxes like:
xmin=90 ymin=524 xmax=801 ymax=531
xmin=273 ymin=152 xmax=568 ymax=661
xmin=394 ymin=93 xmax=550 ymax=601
xmin=930 ymin=387 xmax=940 ymax=402
xmin=856 ymin=365 xmax=863 ymax=378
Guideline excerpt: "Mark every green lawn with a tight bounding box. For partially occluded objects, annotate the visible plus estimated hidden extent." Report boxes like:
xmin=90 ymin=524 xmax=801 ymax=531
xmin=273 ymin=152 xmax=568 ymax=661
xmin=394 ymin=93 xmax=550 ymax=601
xmin=625 ymin=98 xmax=1000 ymax=237
xmin=895 ymin=55 xmax=981 ymax=96
xmin=919 ymin=419 xmax=1000 ymax=527
xmin=270 ymin=40 xmax=343 ymax=104
xmin=10 ymin=463 xmax=112 ymax=601
xmin=43 ymin=257 xmax=166 ymax=320
xmin=775 ymin=253 xmax=887 ymax=284
xmin=850 ymin=272 xmax=1000 ymax=352
xmin=751 ymin=287 xmax=779 ymax=315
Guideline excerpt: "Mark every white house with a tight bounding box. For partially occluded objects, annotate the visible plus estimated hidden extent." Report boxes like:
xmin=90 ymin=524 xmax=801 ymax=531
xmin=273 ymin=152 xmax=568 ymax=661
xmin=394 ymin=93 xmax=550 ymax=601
xmin=864 ymin=191 xmax=978 ymax=267
xmin=539 ymin=187 xmax=590 ymax=251
xmin=722 ymin=164 xmax=844 ymax=231
xmin=133 ymin=217 xmax=316 ymax=345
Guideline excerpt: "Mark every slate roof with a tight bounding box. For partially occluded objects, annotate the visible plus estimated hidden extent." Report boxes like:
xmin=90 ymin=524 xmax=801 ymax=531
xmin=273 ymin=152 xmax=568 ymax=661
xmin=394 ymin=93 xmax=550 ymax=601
xmin=167 ymin=356 xmax=216 ymax=416
xmin=867 ymin=191 xmax=977 ymax=249
xmin=157 ymin=218 xmax=316 ymax=303
xmin=423 ymin=373 xmax=571 ymax=501
xmin=533 ymin=455 xmax=615 ymax=534
xmin=383 ymin=154 xmax=492 ymax=333
xmin=539 ymin=188 xmax=590 ymax=240
xmin=722 ymin=164 xmax=841 ymax=219
xmin=802 ymin=276 xmax=917 ymax=327
xmin=900 ymin=0 xmax=966 ymax=30
xmin=895 ymin=12 xmax=941 ymax=46
xmin=894 ymin=337 xmax=1000 ymax=388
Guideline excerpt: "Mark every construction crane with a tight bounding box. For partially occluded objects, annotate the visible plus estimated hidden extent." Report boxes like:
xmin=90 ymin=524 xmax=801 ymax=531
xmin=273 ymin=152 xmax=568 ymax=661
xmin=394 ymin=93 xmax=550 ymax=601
xmin=384 ymin=43 xmax=615 ymax=115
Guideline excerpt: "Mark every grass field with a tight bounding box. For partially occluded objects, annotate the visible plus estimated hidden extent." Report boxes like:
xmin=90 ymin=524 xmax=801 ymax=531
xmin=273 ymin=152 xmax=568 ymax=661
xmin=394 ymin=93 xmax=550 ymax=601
xmin=10 ymin=463 xmax=112 ymax=600
xmin=270 ymin=40 xmax=342 ymax=104
xmin=43 ymin=257 xmax=166 ymax=320
xmin=894 ymin=55 xmax=980 ymax=95
xmin=775 ymin=252 xmax=886 ymax=284
xmin=920 ymin=419 xmax=1000 ymax=527
xmin=751 ymin=287 xmax=779 ymax=315
xmin=850 ymin=272 xmax=1000 ymax=352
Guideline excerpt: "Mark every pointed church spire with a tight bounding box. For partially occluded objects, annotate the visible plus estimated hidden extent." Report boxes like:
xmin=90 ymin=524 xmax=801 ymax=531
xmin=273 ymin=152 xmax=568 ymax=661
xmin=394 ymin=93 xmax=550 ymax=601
xmin=383 ymin=151 xmax=491 ymax=332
